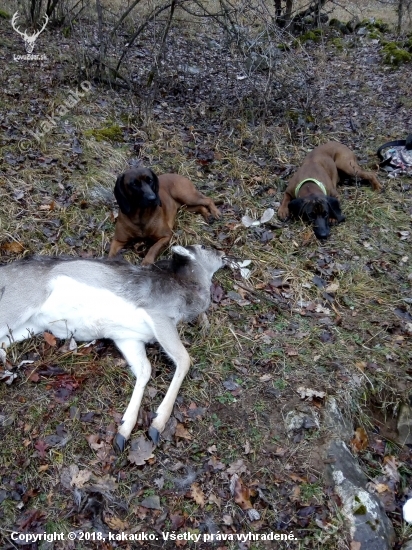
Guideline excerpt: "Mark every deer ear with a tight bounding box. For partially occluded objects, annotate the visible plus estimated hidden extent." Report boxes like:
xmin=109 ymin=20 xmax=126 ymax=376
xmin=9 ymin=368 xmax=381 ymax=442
xmin=171 ymin=246 xmax=195 ymax=260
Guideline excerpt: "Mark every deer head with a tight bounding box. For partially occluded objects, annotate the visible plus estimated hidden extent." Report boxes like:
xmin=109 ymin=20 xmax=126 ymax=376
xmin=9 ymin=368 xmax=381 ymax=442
xmin=11 ymin=12 xmax=49 ymax=54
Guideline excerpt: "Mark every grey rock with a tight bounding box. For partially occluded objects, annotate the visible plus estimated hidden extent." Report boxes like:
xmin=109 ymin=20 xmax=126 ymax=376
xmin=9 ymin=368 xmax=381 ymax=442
xmin=284 ymin=410 xmax=319 ymax=434
xmin=400 ymin=540 xmax=412 ymax=550
xmin=325 ymin=440 xmax=395 ymax=549
xmin=324 ymin=397 xmax=353 ymax=441
xmin=397 ymin=403 xmax=412 ymax=445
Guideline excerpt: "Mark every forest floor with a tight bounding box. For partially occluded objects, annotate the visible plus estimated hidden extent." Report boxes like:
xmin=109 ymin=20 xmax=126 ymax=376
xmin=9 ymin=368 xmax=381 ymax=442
xmin=0 ymin=8 xmax=412 ymax=550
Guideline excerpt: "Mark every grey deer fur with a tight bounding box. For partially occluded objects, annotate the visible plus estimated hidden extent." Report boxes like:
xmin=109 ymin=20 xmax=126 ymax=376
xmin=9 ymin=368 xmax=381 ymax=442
xmin=0 ymin=245 xmax=225 ymax=452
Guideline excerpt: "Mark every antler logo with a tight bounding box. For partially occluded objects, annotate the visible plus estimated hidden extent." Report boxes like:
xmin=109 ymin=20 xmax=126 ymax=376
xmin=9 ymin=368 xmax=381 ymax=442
xmin=11 ymin=12 xmax=49 ymax=53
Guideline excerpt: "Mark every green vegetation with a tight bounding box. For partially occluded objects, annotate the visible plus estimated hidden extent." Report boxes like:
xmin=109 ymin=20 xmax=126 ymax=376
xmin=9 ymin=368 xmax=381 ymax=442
xmin=382 ymin=41 xmax=412 ymax=66
xmin=84 ymin=124 xmax=123 ymax=142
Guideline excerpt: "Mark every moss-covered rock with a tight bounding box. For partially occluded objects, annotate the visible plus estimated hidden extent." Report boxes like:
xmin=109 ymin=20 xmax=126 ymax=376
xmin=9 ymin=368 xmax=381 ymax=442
xmin=84 ymin=124 xmax=123 ymax=142
xmin=0 ymin=8 xmax=10 ymax=18
xmin=367 ymin=30 xmax=382 ymax=40
xmin=298 ymin=28 xmax=323 ymax=44
xmin=405 ymin=38 xmax=412 ymax=52
xmin=329 ymin=18 xmax=350 ymax=35
xmin=331 ymin=37 xmax=344 ymax=51
xmin=382 ymin=41 xmax=412 ymax=66
xmin=358 ymin=18 xmax=389 ymax=34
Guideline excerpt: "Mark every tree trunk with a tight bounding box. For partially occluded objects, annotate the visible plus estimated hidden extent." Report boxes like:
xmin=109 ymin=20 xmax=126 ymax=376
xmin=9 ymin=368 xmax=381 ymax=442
xmin=397 ymin=0 xmax=405 ymax=34
xmin=274 ymin=0 xmax=282 ymax=21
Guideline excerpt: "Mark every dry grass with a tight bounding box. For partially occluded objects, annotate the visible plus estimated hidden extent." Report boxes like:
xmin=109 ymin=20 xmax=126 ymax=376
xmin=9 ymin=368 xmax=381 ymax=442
xmin=1 ymin=6 xmax=412 ymax=549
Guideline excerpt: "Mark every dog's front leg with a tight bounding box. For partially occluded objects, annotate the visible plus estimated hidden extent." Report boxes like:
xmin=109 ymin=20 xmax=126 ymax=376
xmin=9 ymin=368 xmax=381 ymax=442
xmin=278 ymin=192 xmax=293 ymax=220
xmin=113 ymin=339 xmax=151 ymax=452
xmin=148 ymin=318 xmax=191 ymax=444
xmin=109 ymin=239 xmax=126 ymax=257
xmin=142 ymin=236 xmax=171 ymax=265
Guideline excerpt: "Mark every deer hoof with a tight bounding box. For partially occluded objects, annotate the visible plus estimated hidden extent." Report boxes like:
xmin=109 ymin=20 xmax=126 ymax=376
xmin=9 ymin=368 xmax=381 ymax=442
xmin=113 ymin=433 xmax=127 ymax=454
xmin=148 ymin=427 xmax=160 ymax=445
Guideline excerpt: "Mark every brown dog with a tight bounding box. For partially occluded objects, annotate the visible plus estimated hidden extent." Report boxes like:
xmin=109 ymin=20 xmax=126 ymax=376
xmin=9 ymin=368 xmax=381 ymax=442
xmin=277 ymin=141 xmax=382 ymax=239
xmin=109 ymin=167 xmax=221 ymax=264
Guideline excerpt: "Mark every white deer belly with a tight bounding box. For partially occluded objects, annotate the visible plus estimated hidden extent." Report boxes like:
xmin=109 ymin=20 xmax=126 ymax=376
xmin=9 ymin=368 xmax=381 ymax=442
xmin=30 ymin=276 xmax=155 ymax=342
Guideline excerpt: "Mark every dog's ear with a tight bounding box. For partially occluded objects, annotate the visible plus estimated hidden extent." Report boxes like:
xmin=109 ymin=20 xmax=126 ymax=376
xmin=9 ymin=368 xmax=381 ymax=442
xmin=114 ymin=174 xmax=131 ymax=214
xmin=149 ymin=170 xmax=162 ymax=207
xmin=288 ymin=199 xmax=305 ymax=219
xmin=327 ymin=197 xmax=345 ymax=223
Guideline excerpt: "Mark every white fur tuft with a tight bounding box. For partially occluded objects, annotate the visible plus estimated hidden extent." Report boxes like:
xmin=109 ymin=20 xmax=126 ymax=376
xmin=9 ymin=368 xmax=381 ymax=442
xmin=171 ymin=245 xmax=195 ymax=260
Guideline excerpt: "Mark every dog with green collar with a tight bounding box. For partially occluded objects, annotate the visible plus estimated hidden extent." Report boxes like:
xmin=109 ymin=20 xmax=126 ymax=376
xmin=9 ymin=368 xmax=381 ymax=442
xmin=277 ymin=141 xmax=382 ymax=239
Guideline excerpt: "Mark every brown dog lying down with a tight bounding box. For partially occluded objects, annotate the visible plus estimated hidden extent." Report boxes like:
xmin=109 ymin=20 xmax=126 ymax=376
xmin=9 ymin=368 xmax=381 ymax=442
xmin=109 ymin=167 xmax=221 ymax=264
xmin=277 ymin=141 xmax=382 ymax=239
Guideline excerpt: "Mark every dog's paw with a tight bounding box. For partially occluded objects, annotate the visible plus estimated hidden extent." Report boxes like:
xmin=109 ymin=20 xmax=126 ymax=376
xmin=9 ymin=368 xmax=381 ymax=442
xmin=277 ymin=207 xmax=289 ymax=221
xmin=208 ymin=209 xmax=221 ymax=222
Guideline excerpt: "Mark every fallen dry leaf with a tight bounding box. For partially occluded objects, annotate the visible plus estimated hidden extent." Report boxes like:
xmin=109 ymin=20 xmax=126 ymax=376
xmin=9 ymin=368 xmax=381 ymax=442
xmin=325 ymin=282 xmax=339 ymax=293
xmin=128 ymin=435 xmax=155 ymax=466
xmin=43 ymin=332 xmax=57 ymax=347
xmin=174 ymin=423 xmax=192 ymax=440
xmin=351 ymin=427 xmax=368 ymax=453
xmin=104 ymin=515 xmax=129 ymax=531
xmin=226 ymin=459 xmax=247 ymax=475
xmin=85 ymin=434 xmax=105 ymax=451
xmin=0 ymin=241 xmax=24 ymax=253
xmin=297 ymin=387 xmax=326 ymax=401
xmin=383 ymin=455 xmax=400 ymax=483
xmin=71 ymin=469 xmax=92 ymax=488
xmin=374 ymin=483 xmax=390 ymax=493
xmin=208 ymin=493 xmax=222 ymax=508
xmin=230 ymin=474 xmax=253 ymax=510
xmin=190 ymin=483 xmax=205 ymax=508
xmin=170 ymin=512 xmax=185 ymax=530
xmin=230 ymin=474 xmax=261 ymax=520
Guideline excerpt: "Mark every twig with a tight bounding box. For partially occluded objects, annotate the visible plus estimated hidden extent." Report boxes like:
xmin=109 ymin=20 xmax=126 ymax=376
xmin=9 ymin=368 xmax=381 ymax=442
xmin=147 ymin=0 xmax=177 ymax=87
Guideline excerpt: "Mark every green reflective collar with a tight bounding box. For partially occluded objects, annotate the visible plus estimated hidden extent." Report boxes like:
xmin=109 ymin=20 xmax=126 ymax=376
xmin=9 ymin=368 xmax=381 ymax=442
xmin=295 ymin=178 xmax=327 ymax=198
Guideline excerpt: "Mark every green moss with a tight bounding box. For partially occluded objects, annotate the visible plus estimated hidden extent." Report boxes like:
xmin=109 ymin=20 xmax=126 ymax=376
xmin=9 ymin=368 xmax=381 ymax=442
xmin=368 ymin=30 xmax=382 ymax=40
xmin=405 ymin=38 xmax=412 ymax=52
xmin=373 ymin=19 xmax=390 ymax=33
xmin=286 ymin=110 xmax=299 ymax=123
xmin=84 ymin=124 xmax=123 ymax=142
xmin=0 ymin=9 xmax=10 ymax=18
xmin=354 ymin=503 xmax=367 ymax=515
xmin=299 ymin=29 xmax=323 ymax=43
xmin=382 ymin=42 xmax=412 ymax=66
xmin=331 ymin=37 xmax=344 ymax=50
xmin=277 ymin=43 xmax=290 ymax=52
xmin=360 ymin=18 xmax=389 ymax=33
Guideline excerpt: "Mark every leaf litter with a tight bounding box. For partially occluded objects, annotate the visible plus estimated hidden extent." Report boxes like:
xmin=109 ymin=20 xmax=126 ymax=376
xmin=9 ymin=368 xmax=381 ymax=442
xmin=0 ymin=10 xmax=412 ymax=548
